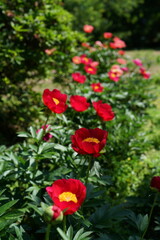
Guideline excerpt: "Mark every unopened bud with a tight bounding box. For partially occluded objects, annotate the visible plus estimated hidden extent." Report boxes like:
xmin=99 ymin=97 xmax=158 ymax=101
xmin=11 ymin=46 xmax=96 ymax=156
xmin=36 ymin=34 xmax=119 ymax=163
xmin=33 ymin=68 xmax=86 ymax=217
xmin=43 ymin=205 xmax=63 ymax=224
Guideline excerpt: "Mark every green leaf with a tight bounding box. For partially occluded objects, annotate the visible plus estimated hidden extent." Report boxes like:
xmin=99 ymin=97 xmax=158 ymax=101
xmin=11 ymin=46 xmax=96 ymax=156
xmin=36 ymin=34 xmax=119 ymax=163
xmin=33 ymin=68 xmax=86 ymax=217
xmin=66 ymin=226 xmax=73 ymax=239
xmin=0 ymin=200 xmax=18 ymax=217
xmin=57 ymin=227 xmax=69 ymax=240
xmin=29 ymin=126 xmax=37 ymax=138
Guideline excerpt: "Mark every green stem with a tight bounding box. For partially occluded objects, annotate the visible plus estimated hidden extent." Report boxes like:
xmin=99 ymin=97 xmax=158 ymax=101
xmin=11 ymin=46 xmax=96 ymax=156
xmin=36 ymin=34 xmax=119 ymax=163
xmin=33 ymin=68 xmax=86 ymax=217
xmin=141 ymin=192 xmax=158 ymax=240
xmin=85 ymin=156 xmax=92 ymax=185
xmin=45 ymin=223 xmax=52 ymax=240
xmin=63 ymin=215 xmax=67 ymax=233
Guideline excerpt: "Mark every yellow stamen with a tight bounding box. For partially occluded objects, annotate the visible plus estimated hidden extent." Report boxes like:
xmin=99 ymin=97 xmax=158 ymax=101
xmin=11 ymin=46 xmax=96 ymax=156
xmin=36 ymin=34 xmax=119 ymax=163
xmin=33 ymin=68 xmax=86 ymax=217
xmin=52 ymin=97 xmax=59 ymax=105
xmin=83 ymin=137 xmax=100 ymax=144
xmin=59 ymin=192 xmax=78 ymax=203
xmin=94 ymin=86 xmax=99 ymax=89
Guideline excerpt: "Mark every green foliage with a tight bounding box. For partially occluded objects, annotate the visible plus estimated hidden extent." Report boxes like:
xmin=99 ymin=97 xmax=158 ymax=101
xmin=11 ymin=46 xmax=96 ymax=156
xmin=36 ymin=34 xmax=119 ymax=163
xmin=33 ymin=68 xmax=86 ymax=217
xmin=0 ymin=0 xmax=85 ymax=144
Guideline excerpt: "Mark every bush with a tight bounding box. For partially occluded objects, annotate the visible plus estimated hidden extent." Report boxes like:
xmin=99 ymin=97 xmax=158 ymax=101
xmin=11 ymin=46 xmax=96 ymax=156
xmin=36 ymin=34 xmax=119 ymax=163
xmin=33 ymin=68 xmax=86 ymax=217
xmin=0 ymin=0 xmax=85 ymax=144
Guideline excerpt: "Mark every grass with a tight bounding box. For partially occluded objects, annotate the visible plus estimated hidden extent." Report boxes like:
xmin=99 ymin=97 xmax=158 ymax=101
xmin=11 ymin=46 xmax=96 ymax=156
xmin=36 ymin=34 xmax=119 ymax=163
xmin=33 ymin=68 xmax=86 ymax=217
xmin=128 ymin=49 xmax=160 ymax=175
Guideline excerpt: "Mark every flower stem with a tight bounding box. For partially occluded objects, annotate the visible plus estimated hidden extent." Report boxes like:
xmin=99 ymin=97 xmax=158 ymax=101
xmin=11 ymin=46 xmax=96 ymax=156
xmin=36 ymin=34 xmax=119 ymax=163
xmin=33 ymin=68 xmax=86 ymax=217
xmin=85 ymin=156 xmax=92 ymax=185
xmin=63 ymin=215 xmax=67 ymax=233
xmin=45 ymin=223 xmax=52 ymax=240
xmin=141 ymin=192 xmax=158 ymax=239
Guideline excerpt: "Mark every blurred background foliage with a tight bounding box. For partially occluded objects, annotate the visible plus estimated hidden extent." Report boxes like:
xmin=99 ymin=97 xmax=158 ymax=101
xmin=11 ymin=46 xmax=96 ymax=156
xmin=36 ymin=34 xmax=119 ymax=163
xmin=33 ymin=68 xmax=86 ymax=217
xmin=63 ymin=0 xmax=160 ymax=48
xmin=0 ymin=0 xmax=160 ymax=145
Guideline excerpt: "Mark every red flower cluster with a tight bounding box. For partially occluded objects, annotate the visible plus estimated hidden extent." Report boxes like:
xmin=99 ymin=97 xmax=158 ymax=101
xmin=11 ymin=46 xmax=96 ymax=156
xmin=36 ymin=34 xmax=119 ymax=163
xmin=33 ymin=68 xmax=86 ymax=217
xmin=70 ymin=95 xmax=90 ymax=112
xmin=72 ymin=56 xmax=81 ymax=64
xmin=91 ymin=83 xmax=104 ymax=92
xmin=150 ymin=176 xmax=160 ymax=192
xmin=103 ymin=32 xmax=113 ymax=39
xmin=93 ymin=101 xmax=115 ymax=121
xmin=46 ymin=179 xmax=86 ymax=215
xmin=83 ymin=25 xmax=94 ymax=33
xmin=84 ymin=65 xmax=97 ymax=75
xmin=139 ymin=67 xmax=151 ymax=79
xmin=108 ymin=65 xmax=123 ymax=82
xmin=45 ymin=48 xmax=56 ymax=55
xmin=110 ymin=37 xmax=126 ymax=49
xmin=71 ymin=128 xmax=108 ymax=157
xmin=118 ymin=50 xmax=125 ymax=55
xmin=72 ymin=72 xmax=86 ymax=83
xmin=116 ymin=58 xmax=127 ymax=65
xmin=133 ymin=58 xmax=143 ymax=67
xmin=36 ymin=125 xmax=53 ymax=142
xmin=43 ymin=89 xmax=68 ymax=114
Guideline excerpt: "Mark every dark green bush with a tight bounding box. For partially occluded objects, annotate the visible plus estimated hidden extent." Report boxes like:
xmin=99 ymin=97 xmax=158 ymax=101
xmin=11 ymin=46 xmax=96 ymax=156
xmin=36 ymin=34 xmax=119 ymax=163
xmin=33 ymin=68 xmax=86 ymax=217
xmin=0 ymin=0 xmax=85 ymax=144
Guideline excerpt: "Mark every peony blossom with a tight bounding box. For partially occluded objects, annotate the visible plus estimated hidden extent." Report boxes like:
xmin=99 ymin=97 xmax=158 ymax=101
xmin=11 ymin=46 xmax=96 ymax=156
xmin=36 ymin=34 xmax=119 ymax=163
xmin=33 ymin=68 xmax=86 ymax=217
xmin=72 ymin=56 xmax=81 ymax=64
xmin=133 ymin=58 xmax=143 ymax=66
xmin=90 ymin=61 xmax=99 ymax=68
xmin=84 ymin=65 xmax=97 ymax=75
xmin=110 ymin=37 xmax=126 ymax=49
xmin=83 ymin=25 xmax=94 ymax=33
xmin=71 ymin=128 xmax=108 ymax=157
xmin=150 ymin=176 xmax=160 ymax=192
xmin=95 ymin=41 xmax=104 ymax=47
xmin=116 ymin=58 xmax=127 ymax=65
xmin=72 ymin=72 xmax=86 ymax=83
xmin=81 ymin=42 xmax=90 ymax=48
xmin=91 ymin=83 xmax=104 ymax=92
xmin=45 ymin=48 xmax=56 ymax=55
xmin=36 ymin=125 xmax=53 ymax=141
xmin=108 ymin=65 xmax=123 ymax=82
xmin=80 ymin=54 xmax=92 ymax=65
xmin=43 ymin=205 xmax=63 ymax=224
xmin=103 ymin=32 xmax=113 ymax=39
xmin=118 ymin=50 xmax=125 ymax=55
xmin=46 ymin=179 xmax=86 ymax=215
xmin=42 ymin=89 xmax=68 ymax=114
xmin=139 ymin=67 xmax=151 ymax=79
xmin=92 ymin=100 xmax=115 ymax=121
xmin=70 ymin=95 xmax=90 ymax=112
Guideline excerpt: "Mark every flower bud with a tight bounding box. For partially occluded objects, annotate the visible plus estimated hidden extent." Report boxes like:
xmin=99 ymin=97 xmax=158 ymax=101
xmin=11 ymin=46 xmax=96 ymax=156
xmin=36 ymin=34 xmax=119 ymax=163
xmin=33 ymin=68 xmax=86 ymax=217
xmin=43 ymin=205 xmax=63 ymax=224
xmin=150 ymin=176 xmax=160 ymax=192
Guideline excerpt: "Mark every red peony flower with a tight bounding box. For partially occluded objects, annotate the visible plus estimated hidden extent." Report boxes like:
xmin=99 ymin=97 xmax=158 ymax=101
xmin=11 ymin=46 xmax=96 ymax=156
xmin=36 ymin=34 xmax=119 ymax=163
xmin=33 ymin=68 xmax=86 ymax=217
xmin=72 ymin=72 xmax=86 ymax=83
xmin=133 ymin=58 xmax=143 ymax=66
xmin=36 ymin=125 xmax=53 ymax=141
xmin=108 ymin=65 xmax=123 ymax=82
xmin=42 ymin=89 xmax=68 ymax=114
xmin=150 ymin=176 xmax=160 ymax=192
xmin=72 ymin=56 xmax=81 ymax=64
xmin=70 ymin=95 xmax=90 ymax=112
xmin=118 ymin=50 xmax=125 ymax=55
xmin=80 ymin=55 xmax=92 ymax=65
xmin=103 ymin=32 xmax=113 ymax=39
xmin=84 ymin=65 xmax=97 ymax=75
xmin=83 ymin=25 xmax=94 ymax=33
xmin=90 ymin=61 xmax=99 ymax=68
xmin=95 ymin=41 xmax=104 ymax=47
xmin=91 ymin=83 xmax=104 ymax=92
xmin=116 ymin=58 xmax=127 ymax=65
xmin=92 ymin=100 xmax=115 ymax=121
xmin=45 ymin=48 xmax=56 ymax=55
xmin=46 ymin=179 xmax=86 ymax=215
xmin=71 ymin=128 xmax=108 ymax=157
xmin=81 ymin=42 xmax=90 ymax=48
xmin=139 ymin=67 xmax=151 ymax=79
